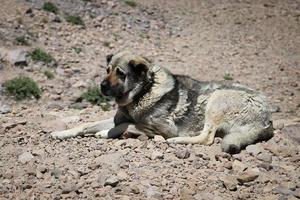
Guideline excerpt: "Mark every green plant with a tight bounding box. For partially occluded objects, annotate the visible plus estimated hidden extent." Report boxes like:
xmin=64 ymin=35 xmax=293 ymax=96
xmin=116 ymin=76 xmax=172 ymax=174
xmin=223 ymin=73 xmax=234 ymax=80
xmin=15 ymin=36 xmax=30 ymax=46
xmin=77 ymin=85 xmax=110 ymax=110
xmin=30 ymin=48 xmax=55 ymax=64
xmin=43 ymin=2 xmax=59 ymax=14
xmin=44 ymin=70 xmax=55 ymax=79
xmin=65 ymin=14 xmax=85 ymax=26
xmin=4 ymin=76 xmax=42 ymax=100
xmin=123 ymin=0 xmax=137 ymax=7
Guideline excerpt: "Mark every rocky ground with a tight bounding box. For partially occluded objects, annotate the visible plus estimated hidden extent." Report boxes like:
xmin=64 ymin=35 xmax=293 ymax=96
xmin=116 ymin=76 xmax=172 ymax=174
xmin=0 ymin=0 xmax=300 ymax=199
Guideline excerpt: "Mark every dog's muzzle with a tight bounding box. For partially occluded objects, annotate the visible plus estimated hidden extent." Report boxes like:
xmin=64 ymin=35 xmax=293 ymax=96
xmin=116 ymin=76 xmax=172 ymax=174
xmin=100 ymin=80 xmax=110 ymax=96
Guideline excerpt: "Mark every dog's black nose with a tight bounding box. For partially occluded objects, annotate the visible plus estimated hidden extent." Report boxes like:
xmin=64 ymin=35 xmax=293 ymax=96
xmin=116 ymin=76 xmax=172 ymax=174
xmin=101 ymin=80 xmax=109 ymax=95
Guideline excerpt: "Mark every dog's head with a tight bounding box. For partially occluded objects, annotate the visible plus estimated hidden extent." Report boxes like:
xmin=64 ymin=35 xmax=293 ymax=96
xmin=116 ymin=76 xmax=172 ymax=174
xmin=101 ymin=51 xmax=153 ymax=106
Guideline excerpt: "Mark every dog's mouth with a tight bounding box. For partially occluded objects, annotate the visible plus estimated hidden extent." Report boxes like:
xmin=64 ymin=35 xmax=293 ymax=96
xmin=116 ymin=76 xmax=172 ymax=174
xmin=115 ymin=83 xmax=145 ymax=106
xmin=115 ymin=89 xmax=133 ymax=105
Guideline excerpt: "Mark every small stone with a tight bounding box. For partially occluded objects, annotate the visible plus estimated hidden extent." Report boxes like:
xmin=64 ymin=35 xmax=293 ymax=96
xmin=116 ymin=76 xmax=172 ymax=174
xmin=282 ymin=124 xmax=300 ymax=145
xmin=115 ymin=140 xmax=126 ymax=146
xmin=257 ymin=152 xmax=272 ymax=162
xmin=3 ymin=172 xmax=13 ymax=179
xmin=47 ymin=102 xmax=64 ymax=110
xmin=104 ymin=175 xmax=119 ymax=187
xmin=146 ymin=186 xmax=162 ymax=199
xmin=0 ymin=105 xmax=11 ymax=114
xmin=246 ymin=144 xmax=262 ymax=155
xmin=153 ymin=135 xmax=166 ymax=142
xmin=6 ymin=49 xmax=28 ymax=66
xmin=151 ymin=151 xmax=164 ymax=160
xmin=69 ymin=102 xmax=88 ymax=110
xmin=220 ymin=176 xmax=238 ymax=191
xmin=175 ymin=149 xmax=190 ymax=159
xmin=130 ymin=185 xmax=140 ymax=194
xmin=232 ymin=160 xmax=247 ymax=172
xmin=53 ymin=16 xmax=62 ymax=23
xmin=50 ymin=168 xmax=62 ymax=179
xmin=237 ymin=168 xmax=260 ymax=184
xmin=117 ymin=171 xmax=129 ymax=181
xmin=61 ymin=183 xmax=77 ymax=194
xmin=18 ymin=152 xmax=34 ymax=164
xmin=137 ymin=134 xmax=148 ymax=141
xmin=257 ymin=162 xmax=273 ymax=171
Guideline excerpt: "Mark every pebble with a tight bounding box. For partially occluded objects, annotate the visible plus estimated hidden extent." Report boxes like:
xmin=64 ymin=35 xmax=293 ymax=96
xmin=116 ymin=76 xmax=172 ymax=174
xmin=257 ymin=152 xmax=272 ymax=162
xmin=151 ymin=151 xmax=164 ymax=160
xmin=153 ymin=135 xmax=166 ymax=142
xmin=18 ymin=152 xmax=34 ymax=164
xmin=246 ymin=144 xmax=263 ymax=155
xmin=220 ymin=176 xmax=238 ymax=191
xmin=104 ymin=175 xmax=119 ymax=187
xmin=146 ymin=186 xmax=162 ymax=199
xmin=0 ymin=105 xmax=11 ymax=114
xmin=232 ymin=160 xmax=247 ymax=172
xmin=237 ymin=168 xmax=260 ymax=184
xmin=175 ymin=149 xmax=190 ymax=159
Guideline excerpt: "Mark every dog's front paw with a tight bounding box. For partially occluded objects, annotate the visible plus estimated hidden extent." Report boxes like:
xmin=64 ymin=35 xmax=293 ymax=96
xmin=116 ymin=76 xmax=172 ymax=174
xmin=166 ymin=138 xmax=178 ymax=144
xmin=51 ymin=131 xmax=66 ymax=140
xmin=95 ymin=129 xmax=109 ymax=139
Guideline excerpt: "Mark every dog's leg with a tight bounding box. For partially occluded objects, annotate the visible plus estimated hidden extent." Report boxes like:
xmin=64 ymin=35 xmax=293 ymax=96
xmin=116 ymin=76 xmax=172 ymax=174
xmin=95 ymin=123 xmax=133 ymax=139
xmin=51 ymin=118 xmax=114 ymax=140
xmin=167 ymin=123 xmax=217 ymax=145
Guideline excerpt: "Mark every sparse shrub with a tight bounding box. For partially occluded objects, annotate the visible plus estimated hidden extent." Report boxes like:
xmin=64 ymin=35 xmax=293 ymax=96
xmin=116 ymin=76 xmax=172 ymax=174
xmin=223 ymin=73 xmax=234 ymax=80
xmin=65 ymin=14 xmax=85 ymax=27
xmin=4 ymin=76 xmax=42 ymax=100
xmin=30 ymin=48 xmax=55 ymax=64
xmin=44 ymin=70 xmax=55 ymax=79
xmin=15 ymin=36 xmax=30 ymax=46
xmin=123 ymin=0 xmax=137 ymax=7
xmin=77 ymin=85 xmax=110 ymax=110
xmin=43 ymin=2 xmax=59 ymax=14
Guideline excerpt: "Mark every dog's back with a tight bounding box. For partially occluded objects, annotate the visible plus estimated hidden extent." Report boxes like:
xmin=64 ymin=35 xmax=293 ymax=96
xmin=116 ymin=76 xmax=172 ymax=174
xmin=172 ymin=74 xmax=274 ymax=153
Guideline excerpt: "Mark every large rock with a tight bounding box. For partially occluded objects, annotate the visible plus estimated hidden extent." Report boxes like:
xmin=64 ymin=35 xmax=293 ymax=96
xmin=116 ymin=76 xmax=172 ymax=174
xmin=0 ymin=47 xmax=28 ymax=66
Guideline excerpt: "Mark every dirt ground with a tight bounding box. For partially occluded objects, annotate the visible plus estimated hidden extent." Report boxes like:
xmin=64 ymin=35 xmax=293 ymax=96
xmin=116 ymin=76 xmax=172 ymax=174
xmin=0 ymin=0 xmax=300 ymax=199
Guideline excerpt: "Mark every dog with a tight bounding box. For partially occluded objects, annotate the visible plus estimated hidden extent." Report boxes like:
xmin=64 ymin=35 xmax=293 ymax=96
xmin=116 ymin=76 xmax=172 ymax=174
xmin=51 ymin=51 xmax=274 ymax=153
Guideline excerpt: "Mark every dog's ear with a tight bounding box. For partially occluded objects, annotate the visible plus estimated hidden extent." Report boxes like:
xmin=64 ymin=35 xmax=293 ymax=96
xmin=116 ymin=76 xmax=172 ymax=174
xmin=128 ymin=56 xmax=149 ymax=75
xmin=106 ymin=54 xmax=113 ymax=64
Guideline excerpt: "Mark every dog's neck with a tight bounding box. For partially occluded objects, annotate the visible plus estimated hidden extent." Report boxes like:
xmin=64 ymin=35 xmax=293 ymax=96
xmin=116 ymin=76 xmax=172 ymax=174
xmin=126 ymin=65 xmax=175 ymax=119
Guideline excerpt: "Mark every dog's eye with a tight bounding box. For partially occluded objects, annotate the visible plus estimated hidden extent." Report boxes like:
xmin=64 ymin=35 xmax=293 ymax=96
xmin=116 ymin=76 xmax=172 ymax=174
xmin=116 ymin=68 xmax=126 ymax=80
xmin=106 ymin=67 xmax=110 ymax=74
